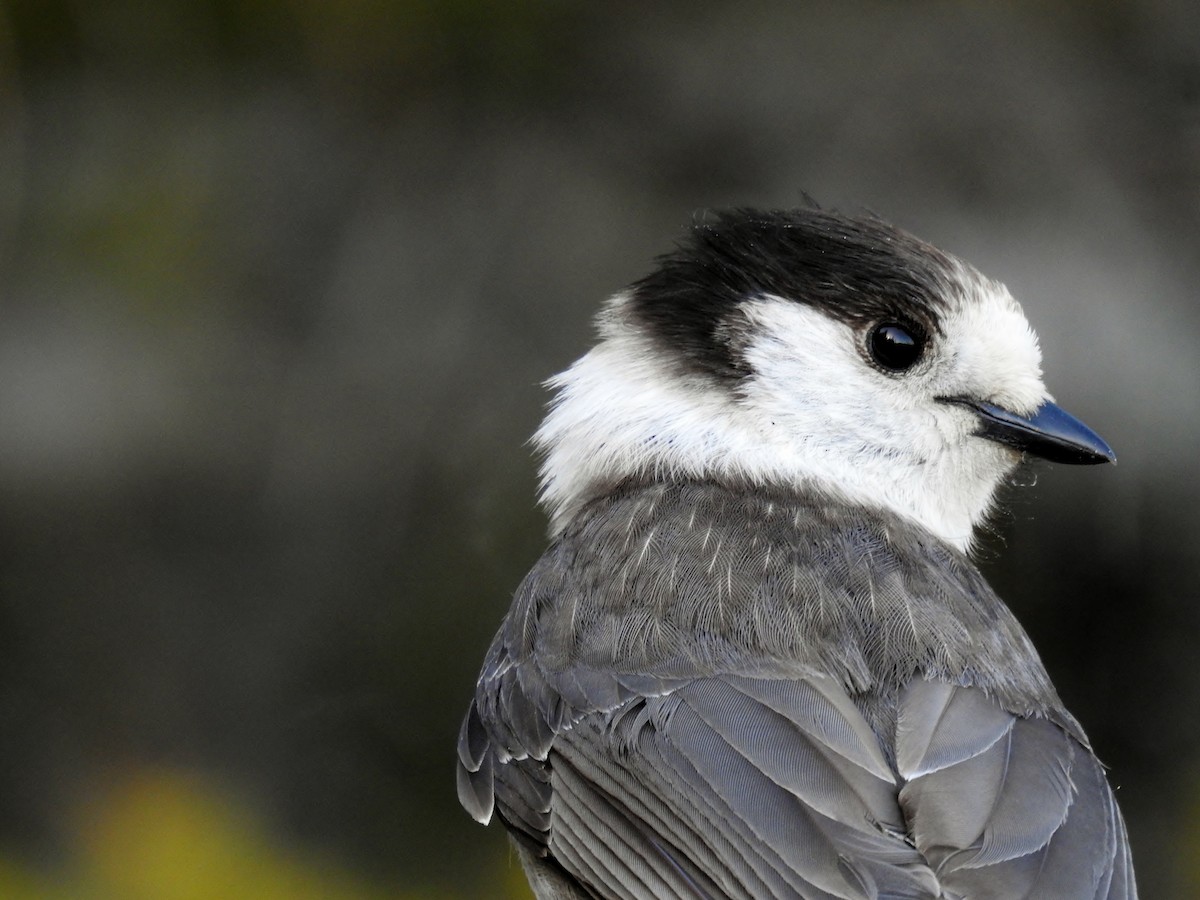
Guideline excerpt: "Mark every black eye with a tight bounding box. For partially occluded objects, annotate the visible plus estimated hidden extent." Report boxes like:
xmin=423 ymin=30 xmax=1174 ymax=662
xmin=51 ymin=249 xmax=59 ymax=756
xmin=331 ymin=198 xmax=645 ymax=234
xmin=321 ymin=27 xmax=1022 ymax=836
xmin=869 ymin=322 xmax=924 ymax=372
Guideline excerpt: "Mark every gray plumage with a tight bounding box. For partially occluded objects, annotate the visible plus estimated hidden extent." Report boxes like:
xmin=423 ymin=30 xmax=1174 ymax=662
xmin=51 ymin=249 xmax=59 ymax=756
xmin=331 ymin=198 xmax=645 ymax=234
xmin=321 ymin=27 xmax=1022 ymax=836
xmin=458 ymin=480 xmax=1134 ymax=898
xmin=456 ymin=208 xmax=1136 ymax=898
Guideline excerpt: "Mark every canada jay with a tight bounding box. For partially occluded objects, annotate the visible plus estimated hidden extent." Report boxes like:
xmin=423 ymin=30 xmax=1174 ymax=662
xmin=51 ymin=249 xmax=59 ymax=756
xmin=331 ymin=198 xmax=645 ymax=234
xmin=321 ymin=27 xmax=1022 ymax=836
xmin=456 ymin=208 xmax=1136 ymax=899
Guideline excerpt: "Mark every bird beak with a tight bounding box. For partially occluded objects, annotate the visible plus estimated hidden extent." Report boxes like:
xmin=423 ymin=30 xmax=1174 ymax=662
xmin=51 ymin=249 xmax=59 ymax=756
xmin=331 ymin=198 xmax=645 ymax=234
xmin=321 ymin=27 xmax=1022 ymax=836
xmin=944 ymin=398 xmax=1117 ymax=465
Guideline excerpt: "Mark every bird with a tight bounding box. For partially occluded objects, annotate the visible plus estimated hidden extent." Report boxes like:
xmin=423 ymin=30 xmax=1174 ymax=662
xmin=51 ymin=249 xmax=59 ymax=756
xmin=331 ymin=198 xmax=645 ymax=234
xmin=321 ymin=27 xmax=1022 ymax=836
xmin=456 ymin=207 xmax=1136 ymax=899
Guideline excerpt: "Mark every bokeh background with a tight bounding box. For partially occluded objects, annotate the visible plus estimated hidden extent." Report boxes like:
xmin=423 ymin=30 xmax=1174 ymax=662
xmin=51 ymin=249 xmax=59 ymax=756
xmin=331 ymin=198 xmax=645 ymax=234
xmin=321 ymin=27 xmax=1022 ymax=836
xmin=0 ymin=1 xmax=1198 ymax=897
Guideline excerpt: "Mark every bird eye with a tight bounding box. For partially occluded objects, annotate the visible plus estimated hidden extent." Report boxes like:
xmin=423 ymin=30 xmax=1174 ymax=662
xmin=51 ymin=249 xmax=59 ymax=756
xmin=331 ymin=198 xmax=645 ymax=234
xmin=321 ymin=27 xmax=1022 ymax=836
xmin=869 ymin=322 xmax=924 ymax=372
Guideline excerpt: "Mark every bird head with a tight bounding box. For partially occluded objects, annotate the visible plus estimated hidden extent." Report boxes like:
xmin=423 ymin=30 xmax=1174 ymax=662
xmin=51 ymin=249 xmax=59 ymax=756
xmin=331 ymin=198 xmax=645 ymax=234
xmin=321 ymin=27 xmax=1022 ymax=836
xmin=534 ymin=209 xmax=1113 ymax=552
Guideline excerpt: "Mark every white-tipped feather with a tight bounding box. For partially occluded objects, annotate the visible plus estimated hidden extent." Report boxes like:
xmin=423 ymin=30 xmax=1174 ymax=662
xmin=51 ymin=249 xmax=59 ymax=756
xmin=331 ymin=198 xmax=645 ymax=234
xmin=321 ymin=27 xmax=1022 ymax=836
xmin=535 ymin=266 xmax=1050 ymax=553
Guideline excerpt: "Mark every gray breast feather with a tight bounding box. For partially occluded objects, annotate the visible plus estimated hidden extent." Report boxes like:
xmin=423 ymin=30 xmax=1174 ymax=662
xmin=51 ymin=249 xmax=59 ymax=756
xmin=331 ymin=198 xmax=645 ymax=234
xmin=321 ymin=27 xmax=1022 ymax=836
xmin=457 ymin=480 xmax=1136 ymax=899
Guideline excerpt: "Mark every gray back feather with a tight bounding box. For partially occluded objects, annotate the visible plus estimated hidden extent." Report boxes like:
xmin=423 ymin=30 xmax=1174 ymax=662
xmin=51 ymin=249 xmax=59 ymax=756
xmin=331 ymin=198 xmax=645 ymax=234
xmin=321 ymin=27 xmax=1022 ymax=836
xmin=457 ymin=480 xmax=1135 ymax=899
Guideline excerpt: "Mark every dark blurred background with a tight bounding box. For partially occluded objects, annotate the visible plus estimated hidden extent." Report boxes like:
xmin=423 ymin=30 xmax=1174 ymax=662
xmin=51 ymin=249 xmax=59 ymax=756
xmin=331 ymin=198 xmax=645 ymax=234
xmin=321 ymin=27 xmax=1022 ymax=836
xmin=0 ymin=1 xmax=1198 ymax=897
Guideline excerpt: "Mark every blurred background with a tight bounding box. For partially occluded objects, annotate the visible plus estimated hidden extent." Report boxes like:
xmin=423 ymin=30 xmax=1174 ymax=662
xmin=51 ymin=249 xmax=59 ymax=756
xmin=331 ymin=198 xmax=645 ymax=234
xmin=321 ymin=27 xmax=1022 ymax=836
xmin=0 ymin=1 xmax=1197 ymax=897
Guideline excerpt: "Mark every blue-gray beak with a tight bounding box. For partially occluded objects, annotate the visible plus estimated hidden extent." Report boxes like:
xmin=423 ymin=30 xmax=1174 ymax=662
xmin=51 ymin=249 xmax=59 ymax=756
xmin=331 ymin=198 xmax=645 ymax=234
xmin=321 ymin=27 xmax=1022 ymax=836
xmin=943 ymin=398 xmax=1116 ymax=466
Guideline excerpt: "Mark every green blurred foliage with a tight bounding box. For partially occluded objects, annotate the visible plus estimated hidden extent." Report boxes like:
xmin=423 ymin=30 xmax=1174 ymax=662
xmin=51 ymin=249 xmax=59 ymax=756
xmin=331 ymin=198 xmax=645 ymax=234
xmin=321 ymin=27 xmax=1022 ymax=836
xmin=0 ymin=0 xmax=590 ymax=98
xmin=0 ymin=769 xmax=532 ymax=899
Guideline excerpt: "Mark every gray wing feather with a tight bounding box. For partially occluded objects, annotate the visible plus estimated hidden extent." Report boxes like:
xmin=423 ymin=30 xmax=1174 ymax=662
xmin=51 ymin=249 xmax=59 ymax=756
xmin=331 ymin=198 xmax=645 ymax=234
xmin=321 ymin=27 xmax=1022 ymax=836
xmin=558 ymin=716 xmax=755 ymax=899
xmin=551 ymin=764 xmax=679 ymax=900
xmin=722 ymin=676 xmax=895 ymax=783
xmin=455 ymin=701 xmax=494 ymax=823
xmin=462 ymin=664 xmax=1135 ymax=899
xmin=491 ymin=757 xmax=551 ymax=838
xmin=894 ymin=681 xmax=1016 ymax=780
xmin=458 ymin=483 xmax=1137 ymax=898
xmin=897 ymin=680 xmax=1135 ymax=899
xmin=643 ymin=690 xmax=872 ymax=899
xmin=676 ymin=680 xmax=900 ymax=836
xmin=1106 ymin=807 xmax=1136 ymax=900
xmin=551 ymin=676 xmax=942 ymax=900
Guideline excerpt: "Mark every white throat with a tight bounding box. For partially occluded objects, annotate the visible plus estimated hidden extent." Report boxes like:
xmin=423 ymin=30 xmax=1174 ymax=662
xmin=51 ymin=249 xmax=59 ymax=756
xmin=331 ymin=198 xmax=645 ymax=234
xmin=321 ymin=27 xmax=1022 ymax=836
xmin=535 ymin=286 xmax=1047 ymax=553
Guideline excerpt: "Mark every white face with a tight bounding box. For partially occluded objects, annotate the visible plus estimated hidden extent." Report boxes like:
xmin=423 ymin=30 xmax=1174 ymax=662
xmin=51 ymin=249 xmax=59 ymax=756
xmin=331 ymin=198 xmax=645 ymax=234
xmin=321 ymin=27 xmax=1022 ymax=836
xmin=535 ymin=268 xmax=1050 ymax=552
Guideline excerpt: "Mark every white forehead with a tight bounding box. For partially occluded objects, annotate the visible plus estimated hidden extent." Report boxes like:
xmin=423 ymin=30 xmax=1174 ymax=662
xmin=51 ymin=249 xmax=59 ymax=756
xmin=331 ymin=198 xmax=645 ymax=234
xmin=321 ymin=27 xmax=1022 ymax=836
xmin=935 ymin=262 xmax=1048 ymax=414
